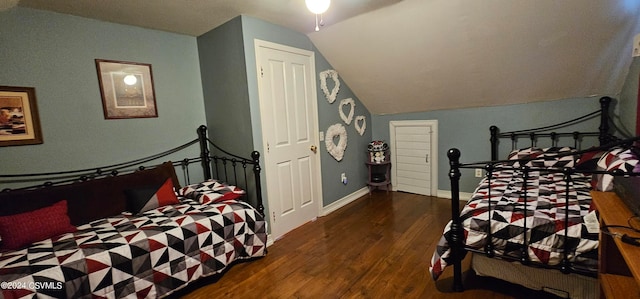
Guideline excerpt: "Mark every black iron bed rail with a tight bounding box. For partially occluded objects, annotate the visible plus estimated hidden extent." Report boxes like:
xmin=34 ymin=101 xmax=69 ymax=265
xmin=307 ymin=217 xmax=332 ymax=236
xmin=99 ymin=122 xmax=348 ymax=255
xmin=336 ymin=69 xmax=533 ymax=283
xmin=461 ymin=134 xmax=640 ymax=170
xmin=0 ymin=125 xmax=264 ymax=216
xmin=490 ymin=97 xmax=614 ymax=160
xmin=196 ymin=125 xmax=264 ymax=216
xmin=0 ymin=139 xmax=200 ymax=183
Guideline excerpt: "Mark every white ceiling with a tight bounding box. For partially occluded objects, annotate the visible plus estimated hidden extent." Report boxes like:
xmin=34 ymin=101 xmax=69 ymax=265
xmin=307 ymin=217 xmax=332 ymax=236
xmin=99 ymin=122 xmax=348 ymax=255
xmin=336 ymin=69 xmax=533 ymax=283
xmin=5 ymin=0 xmax=640 ymax=114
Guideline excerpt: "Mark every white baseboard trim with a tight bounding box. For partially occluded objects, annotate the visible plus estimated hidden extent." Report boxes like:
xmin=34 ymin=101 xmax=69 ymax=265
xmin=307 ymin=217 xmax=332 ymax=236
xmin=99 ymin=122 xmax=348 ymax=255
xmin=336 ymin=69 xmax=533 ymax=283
xmin=437 ymin=189 xmax=473 ymax=201
xmin=321 ymin=187 xmax=369 ymax=216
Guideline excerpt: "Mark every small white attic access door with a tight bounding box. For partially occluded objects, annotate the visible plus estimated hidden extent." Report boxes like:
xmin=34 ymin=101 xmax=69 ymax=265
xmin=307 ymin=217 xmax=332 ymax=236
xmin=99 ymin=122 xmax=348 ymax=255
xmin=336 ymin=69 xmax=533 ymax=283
xmin=389 ymin=120 xmax=438 ymax=196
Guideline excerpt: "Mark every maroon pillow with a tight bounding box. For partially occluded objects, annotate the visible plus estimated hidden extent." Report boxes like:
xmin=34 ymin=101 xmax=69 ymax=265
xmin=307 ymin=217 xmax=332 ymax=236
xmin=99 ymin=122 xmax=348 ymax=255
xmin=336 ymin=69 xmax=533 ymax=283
xmin=575 ymin=148 xmax=605 ymax=171
xmin=0 ymin=200 xmax=76 ymax=250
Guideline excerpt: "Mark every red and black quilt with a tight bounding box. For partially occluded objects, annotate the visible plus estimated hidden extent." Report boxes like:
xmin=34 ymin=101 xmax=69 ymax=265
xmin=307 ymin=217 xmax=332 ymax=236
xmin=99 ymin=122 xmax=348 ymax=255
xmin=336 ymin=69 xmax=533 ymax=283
xmin=429 ymin=167 xmax=598 ymax=280
xmin=0 ymin=198 xmax=266 ymax=299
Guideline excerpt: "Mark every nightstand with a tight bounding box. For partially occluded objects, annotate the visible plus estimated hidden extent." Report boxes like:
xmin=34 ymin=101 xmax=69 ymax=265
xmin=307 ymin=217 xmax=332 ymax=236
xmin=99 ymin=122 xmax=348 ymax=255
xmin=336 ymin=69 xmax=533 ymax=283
xmin=366 ymin=160 xmax=391 ymax=194
xmin=591 ymin=191 xmax=640 ymax=298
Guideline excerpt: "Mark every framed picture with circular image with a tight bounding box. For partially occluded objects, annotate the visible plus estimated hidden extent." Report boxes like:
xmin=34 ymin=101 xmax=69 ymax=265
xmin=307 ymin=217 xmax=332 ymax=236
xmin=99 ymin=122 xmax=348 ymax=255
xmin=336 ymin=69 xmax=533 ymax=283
xmin=95 ymin=59 xmax=158 ymax=119
xmin=0 ymin=86 xmax=43 ymax=147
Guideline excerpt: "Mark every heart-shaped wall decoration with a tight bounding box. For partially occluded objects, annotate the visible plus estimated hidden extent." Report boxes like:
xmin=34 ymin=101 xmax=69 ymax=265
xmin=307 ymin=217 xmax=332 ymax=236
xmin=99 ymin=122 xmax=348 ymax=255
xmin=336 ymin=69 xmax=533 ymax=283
xmin=339 ymin=98 xmax=355 ymax=125
xmin=355 ymin=115 xmax=366 ymax=136
xmin=319 ymin=70 xmax=340 ymax=104
xmin=325 ymin=123 xmax=347 ymax=161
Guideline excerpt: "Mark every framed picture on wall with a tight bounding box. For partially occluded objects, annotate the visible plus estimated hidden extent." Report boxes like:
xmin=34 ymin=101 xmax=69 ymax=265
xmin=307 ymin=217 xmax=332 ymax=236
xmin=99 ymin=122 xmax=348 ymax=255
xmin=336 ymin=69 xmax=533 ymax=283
xmin=95 ymin=59 xmax=158 ymax=119
xmin=0 ymin=86 xmax=43 ymax=147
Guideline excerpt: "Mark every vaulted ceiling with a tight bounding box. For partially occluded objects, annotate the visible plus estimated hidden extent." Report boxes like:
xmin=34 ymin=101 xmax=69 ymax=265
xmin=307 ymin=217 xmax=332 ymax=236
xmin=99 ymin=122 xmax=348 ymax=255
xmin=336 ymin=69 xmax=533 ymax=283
xmin=5 ymin=0 xmax=640 ymax=114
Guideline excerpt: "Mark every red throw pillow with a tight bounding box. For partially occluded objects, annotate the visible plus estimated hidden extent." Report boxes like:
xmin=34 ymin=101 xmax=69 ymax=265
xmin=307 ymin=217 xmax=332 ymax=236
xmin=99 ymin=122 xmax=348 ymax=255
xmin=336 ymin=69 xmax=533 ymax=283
xmin=125 ymin=178 xmax=180 ymax=214
xmin=0 ymin=200 xmax=76 ymax=250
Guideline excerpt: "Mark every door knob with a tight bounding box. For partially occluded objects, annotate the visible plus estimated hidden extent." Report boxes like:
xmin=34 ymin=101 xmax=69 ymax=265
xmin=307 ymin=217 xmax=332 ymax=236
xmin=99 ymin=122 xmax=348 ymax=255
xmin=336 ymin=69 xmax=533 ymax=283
xmin=310 ymin=145 xmax=318 ymax=153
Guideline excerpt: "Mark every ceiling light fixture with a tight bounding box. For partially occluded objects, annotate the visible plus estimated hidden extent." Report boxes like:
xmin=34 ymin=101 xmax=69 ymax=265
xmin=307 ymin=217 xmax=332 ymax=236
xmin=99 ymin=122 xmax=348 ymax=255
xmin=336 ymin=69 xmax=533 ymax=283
xmin=306 ymin=0 xmax=330 ymax=31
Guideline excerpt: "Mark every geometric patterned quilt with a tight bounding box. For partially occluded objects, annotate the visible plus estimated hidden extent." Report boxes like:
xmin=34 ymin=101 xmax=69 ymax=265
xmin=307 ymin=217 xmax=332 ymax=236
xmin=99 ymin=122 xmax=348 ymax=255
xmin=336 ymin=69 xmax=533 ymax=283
xmin=429 ymin=168 xmax=598 ymax=280
xmin=0 ymin=198 xmax=267 ymax=299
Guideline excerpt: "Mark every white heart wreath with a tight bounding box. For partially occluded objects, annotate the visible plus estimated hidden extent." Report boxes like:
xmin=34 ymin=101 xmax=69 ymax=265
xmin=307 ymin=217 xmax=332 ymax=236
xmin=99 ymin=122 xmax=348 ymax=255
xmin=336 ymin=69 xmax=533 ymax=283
xmin=319 ymin=69 xmax=340 ymax=104
xmin=355 ymin=115 xmax=366 ymax=136
xmin=339 ymin=98 xmax=355 ymax=125
xmin=325 ymin=123 xmax=347 ymax=161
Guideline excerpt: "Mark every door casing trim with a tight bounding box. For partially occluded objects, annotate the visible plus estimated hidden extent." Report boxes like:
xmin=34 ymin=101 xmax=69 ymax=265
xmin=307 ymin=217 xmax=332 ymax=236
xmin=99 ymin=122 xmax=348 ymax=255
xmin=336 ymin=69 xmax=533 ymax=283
xmin=389 ymin=120 xmax=438 ymax=196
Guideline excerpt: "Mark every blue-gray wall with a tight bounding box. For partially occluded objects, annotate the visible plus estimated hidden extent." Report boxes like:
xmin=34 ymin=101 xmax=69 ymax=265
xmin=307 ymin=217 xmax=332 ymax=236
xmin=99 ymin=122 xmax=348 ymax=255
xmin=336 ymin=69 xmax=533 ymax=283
xmin=197 ymin=17 xmax=253 ymax=155
xmin=238 ymin=16 xmax=372 ymax=208
xmin=2 ymin=7 xmax=637 ymax=202
xmin=194 ymin=15 xmax=373 ymax=228
xmin=312 ymin=44 xmax=373 ymax=205
xmin=0 ymin=7 xmax=206 ymax=185
xmin=197 ymin=16 xmax=372 ymax=212
xmin=372 ymin=97 xmax=612 ymax=193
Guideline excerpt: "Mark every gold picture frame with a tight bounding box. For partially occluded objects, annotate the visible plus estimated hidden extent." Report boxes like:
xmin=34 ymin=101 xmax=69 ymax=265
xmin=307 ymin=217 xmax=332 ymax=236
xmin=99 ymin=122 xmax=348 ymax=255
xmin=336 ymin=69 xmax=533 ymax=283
xmin=0 ymin=86 xmax=43 ymax=147
xmin=95 ymin=59 xmax=158 ymax=119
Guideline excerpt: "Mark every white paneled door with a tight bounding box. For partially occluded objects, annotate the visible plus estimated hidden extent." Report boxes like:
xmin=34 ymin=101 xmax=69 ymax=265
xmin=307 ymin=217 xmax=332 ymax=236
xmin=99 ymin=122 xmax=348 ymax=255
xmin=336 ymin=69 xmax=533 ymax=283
xmin=255 ymin=40 xmax=322 ymax=241
xmin=389 ymin=120 xmax=438 ymax=196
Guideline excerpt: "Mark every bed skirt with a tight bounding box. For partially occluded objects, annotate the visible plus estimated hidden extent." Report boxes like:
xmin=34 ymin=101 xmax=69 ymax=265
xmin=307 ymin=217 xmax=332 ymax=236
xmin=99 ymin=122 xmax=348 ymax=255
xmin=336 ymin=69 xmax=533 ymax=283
xmin=471 ymin=253 xmax=598 ymax=299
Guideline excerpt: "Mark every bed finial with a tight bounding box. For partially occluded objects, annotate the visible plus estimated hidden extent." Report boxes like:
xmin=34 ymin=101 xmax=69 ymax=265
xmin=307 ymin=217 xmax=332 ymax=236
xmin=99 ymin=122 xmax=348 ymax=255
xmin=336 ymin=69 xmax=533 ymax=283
xmin=448 ymin=148 xmax=461 ymax=170
xmin=198 ymin=125 xmax=212 ymax=180
xmin=599 ymin=97 xmax=611 ymax=145
xmin=251 ymin=150 xmax=265 ymax=216
xmin=490 ymin=126 xmax=499 ymax=161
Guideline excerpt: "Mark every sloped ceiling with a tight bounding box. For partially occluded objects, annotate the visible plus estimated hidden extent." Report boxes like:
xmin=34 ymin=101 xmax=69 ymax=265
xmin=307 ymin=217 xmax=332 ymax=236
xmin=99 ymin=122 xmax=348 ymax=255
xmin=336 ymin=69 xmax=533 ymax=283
xmin=5 ymin=0 xmax=640 ymax=114
xmin=310 ymin=0 xmax=640 ymax=114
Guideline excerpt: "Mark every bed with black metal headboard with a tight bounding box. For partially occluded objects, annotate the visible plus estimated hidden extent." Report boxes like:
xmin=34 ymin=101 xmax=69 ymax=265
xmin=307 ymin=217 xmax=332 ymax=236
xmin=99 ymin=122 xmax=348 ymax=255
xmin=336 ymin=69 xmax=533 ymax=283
xmin=0 ymin=125 xmax=266 ymax=299
xmin=429 ymin=97 xmax=640 ymax=299
xmin=489 ymin=97 xmax=617 ymax=161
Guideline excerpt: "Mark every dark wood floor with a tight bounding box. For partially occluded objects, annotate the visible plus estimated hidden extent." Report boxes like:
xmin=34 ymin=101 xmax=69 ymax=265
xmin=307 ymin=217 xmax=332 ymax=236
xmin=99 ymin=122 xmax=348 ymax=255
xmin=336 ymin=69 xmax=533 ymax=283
xmin=179 ymin=191 xmax=565 ymax=298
